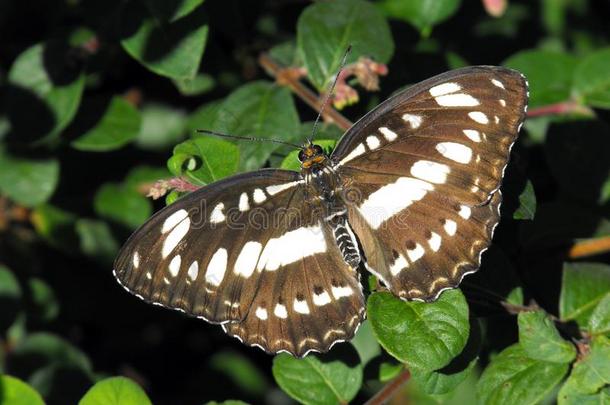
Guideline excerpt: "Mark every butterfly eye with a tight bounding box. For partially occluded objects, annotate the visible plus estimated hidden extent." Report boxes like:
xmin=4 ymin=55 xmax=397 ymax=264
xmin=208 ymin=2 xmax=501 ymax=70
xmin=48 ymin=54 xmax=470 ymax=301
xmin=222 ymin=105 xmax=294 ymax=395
xmin=313 ymin=144 xmax=324 ymax=154
xmin=297 ymin=150 xmax=306 ymax=162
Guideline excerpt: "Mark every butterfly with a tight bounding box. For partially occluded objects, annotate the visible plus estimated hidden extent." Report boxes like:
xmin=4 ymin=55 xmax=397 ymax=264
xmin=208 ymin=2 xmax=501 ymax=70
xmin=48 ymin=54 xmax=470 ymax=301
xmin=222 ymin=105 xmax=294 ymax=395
xmin=114 ymin=66 xmax=528 ymax=357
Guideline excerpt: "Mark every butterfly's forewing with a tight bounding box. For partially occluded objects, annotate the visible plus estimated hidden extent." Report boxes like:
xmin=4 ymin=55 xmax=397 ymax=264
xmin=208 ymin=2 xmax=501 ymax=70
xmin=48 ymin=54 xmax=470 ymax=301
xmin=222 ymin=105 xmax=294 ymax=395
xmin=113 ymin=168 xmax=365 ymax=356
xmin=332 ymin=66 xmax=528 ymax=301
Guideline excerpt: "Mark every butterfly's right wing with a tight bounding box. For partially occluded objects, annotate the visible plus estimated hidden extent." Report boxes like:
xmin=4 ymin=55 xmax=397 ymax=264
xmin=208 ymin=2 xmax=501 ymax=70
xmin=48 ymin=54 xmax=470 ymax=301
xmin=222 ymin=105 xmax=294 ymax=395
xmin=113 ymin=169 xmax=364 ymax=356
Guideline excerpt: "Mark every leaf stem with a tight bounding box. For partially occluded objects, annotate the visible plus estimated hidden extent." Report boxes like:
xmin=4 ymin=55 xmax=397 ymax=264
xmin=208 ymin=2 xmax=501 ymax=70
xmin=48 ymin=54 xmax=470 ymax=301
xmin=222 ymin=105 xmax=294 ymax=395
xmin=526 ymin=100 xmax=593 ymax=117
xmin=258 ymin=53 xmax=353 ymax=131
xmin=364 ymin=368 xmax=411 ymax=405
xmin=568 ymin=236 xmax=610 ymax=259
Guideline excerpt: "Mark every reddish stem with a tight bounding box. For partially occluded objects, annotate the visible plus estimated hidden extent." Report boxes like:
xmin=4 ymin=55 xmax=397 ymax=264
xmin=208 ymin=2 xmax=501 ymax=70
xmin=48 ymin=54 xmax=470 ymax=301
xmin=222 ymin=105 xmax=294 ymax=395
xmin=526 ymin=100 xmax=591 ymax=117
xmin=364 ymin=368 xmax=411 ymax=405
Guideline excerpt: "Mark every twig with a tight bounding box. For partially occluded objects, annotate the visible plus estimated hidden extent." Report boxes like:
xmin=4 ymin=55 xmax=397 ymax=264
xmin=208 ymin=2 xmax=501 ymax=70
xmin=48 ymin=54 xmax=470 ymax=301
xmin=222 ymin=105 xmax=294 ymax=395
xmin=527 ymin=100 xmax=593 ymax=118
xmin=568 ymin=236 xmax=610 ymax=259
xmin=364 ymin=368 xmax=411 ymax=405
xmin=258 ymin=53 xmax=353 ymax=131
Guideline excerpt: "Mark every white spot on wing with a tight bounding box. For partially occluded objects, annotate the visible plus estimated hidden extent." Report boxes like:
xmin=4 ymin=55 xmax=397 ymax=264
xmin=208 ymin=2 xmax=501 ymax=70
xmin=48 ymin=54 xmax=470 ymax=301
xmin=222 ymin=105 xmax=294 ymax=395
xmin=444 ymin=219 xmax=457 ymax=236
xmin=188 ymin=261 xmax=199 ymax=281
xmin=234 ymin=241 xmax=263 ymax=278
xmin=313 ymin=291 xmax=331 ymax=306
xmin=205 ymin=248 xmax=228 ymax=286
xmin=429 ymin=82 xmax=461 ymax=97
xmin=253 ymin=189 xmax=266 ymax=204
xmin=255 ymin=307 xmax=268 ymax=320
xmin=459 ymin=205 xmax=472 ymax=219
xmin=402 ymin=113 xmax=422 ymax=129
xmin=469 ymin=111 xmax=489 ymax=124
xmin=435 ymin=93 xmax=480 ymax=107
xmin=428 ymin=232 xmax=442 ymax=252
xmin=379 ymin=127 xmax=398 ymax=141
xmin=162 ymin=209 xmax=188 ymax=233
xmin=338 ymin=143 xmax=366 ymax=166
xmin=407 ymin=243 xmax=425 ymax=263
xmin=266 ymin=181 xmax=300 ymax=196
xmin=169 ymin=255 xmax=181 ymax=277
xmin=331 ymin=286 xmax=353 ymax=299
xmin=463 ymin=129 xmax=481 ymax=142
xmin=390 ymin=254 xmax=408 ymax=276
xmin=491 ymin=78 xmax=505 ymax=89
xmin=132 ymin=252 xmax=140 ymax=268
xmin=499 ymin=99 xmax=506 ymax=107
xmin=358 ymin=177 xmax=434 ymax=229
xmin=436 ymin=142 xmax=472 ymax=164
xmin=210 ymin=203 xmax=225 ymax=224
xmin=366 ymin=135 xmax=381 ymax=150
xmin=162 ymin=216 xmax=190 ymax=258
xmin=257 ymin=224 xmax=327 ymax=271
xmin=293 ymin=299 xmax=310 ymax=314
xmin=411 ymin=160 xmax=450 ymax=184
xmin=274 ymin=303 xmax=288 ymax=318
xmin=239 ymin=192 xmax=250 ymax=212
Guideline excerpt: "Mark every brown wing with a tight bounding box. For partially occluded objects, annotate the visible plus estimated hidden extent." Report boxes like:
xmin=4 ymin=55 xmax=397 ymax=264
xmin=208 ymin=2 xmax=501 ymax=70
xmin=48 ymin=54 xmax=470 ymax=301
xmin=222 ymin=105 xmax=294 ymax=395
xmin=114 ymin=168 xmax=364 ymax=356
xmin=331 ymin=66 xmax=528 ymax=301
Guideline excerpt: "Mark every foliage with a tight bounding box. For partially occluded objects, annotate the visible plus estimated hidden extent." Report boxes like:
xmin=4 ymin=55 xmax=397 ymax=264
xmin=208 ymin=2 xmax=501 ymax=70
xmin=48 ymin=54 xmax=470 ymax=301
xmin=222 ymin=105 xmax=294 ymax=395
xmin=1 ymin=0 xmax=609 ymax=404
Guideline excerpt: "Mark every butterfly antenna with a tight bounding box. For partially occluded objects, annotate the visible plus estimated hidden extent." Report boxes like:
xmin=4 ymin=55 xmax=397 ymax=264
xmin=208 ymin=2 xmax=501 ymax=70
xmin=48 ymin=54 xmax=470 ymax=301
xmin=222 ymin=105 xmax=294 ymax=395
xmin=197 ymin=129 xmax=303 ymax=149
xmin=309 ymin=45 xmax=352 ymax=145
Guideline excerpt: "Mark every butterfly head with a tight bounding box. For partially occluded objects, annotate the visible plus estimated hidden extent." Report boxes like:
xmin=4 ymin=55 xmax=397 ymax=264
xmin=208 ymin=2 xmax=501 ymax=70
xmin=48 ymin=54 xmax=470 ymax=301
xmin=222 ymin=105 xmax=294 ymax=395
xmin=298 ymin=143 xmax=327 ymax=169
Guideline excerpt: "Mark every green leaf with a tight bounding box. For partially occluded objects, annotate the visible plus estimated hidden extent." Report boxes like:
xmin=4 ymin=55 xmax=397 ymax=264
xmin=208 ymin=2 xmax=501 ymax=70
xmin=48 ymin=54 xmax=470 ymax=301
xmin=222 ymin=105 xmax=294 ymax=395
xmin=71 ymin=97 xmax=141 ymax=152
xmin=559 ymin=386 xmax=610 ymax=405
xmin=518 ymin=310 xmax=576 ymax=363
xmin=0 ymin=146 xmax=59 ymax=207
xmin=367 ymin=289 xmax=469 ymax=371
xmin=272 ymin=345 xmax=362 ymax=405
xmin=506 ymin=287 xmax=524 ymax=306
xmin=6 ymin=41 xmax=85 ymax=143
xmin=168 ymin=137 xmax=239 ymax=185
xmin=135 ymin=103 xmax=186 ymax=151
xmin=350 ymin=320 xmax=381 ymax=366
xmin=0 ymin=265 xmax=22 ymax=331
xmin=79 ymin=376 xmax=152 ymax=405
xmin=28 ymin=278 xmax=60 ymax=323
xmin=589 ymin=293 xmax=610 ymax=335
xmin=378 ymin=0 xmax=461 ymax=37
xmin=120 ymin=1 xmax=208 ymax=80
xmin=0 ymin=375 xmax=44 ymax=405
xmin=210 ymin=352 xmax=268 ymax=396
xmin=75 ymin=219 xmax=119 ymax=263
xmin=31 ymin=204 xmax=79 ymax=251
xmin=187 ymin=100 xmax=223 ymax=133
xmin=281 ymin=140 xmax=337 ymax=172
xmin=560 ymin=336 xmax=610 ymax=397
xmin=573 ymin=47 xmax=610 ymax=109
xmin=94 ymin=183 xmax=152 ymax=229
xmin=513 ymin=180 xmax=536 ymax=220
xmin=297 ymin=0 xmax=394 ymax=90
xmin=560 ymin=262 xmax=610 ymax=326
xmin=410 ymin=357 xmax=478 ymax=395
xmin=504 ymin=50 xmax=578 ymax=108
xmin=476 ymin=344 xmax=569 ymax=405
xmin=12 ymin=332 xmax=93 ymax=375
xmin=379 ymin=361 xmax=404 ymax=383
xmin=143 ymin=0 xmax=205 ymax=23
xmin=124 ymin=166 xmax=171 ymax=191
xmin=211 ymin=81 xmax=300 ymax=170
xmin=173 ymin=73 xmax=215 ymax=96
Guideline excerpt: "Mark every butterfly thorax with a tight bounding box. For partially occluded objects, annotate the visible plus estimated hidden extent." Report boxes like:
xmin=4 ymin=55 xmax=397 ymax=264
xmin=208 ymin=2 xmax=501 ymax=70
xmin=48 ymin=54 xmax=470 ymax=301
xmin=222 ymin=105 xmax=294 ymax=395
xmin=299 ymin=144 xmax=361 ymax=269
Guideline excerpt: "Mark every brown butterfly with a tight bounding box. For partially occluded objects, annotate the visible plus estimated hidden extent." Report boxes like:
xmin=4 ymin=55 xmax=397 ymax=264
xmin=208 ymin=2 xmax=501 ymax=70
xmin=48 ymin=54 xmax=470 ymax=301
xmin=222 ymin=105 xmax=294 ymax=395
xmin=114 ymin=66 xmax=528 ymax=357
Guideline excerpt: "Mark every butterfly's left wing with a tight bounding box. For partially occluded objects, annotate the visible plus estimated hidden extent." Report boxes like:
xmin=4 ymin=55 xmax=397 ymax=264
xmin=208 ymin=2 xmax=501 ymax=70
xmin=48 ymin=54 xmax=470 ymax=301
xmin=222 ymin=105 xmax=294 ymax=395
xmin=332 ymin=66 xmax=528 ymax=301
xmin=114 ymin=169 xmax=365 ymax=356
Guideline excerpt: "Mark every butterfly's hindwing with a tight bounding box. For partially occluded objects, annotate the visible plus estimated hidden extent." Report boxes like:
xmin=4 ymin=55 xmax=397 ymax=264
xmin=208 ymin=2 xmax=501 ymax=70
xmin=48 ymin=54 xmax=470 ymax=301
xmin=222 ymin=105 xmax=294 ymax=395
xmin=332 ymin=66 xmax=528 ymax=301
